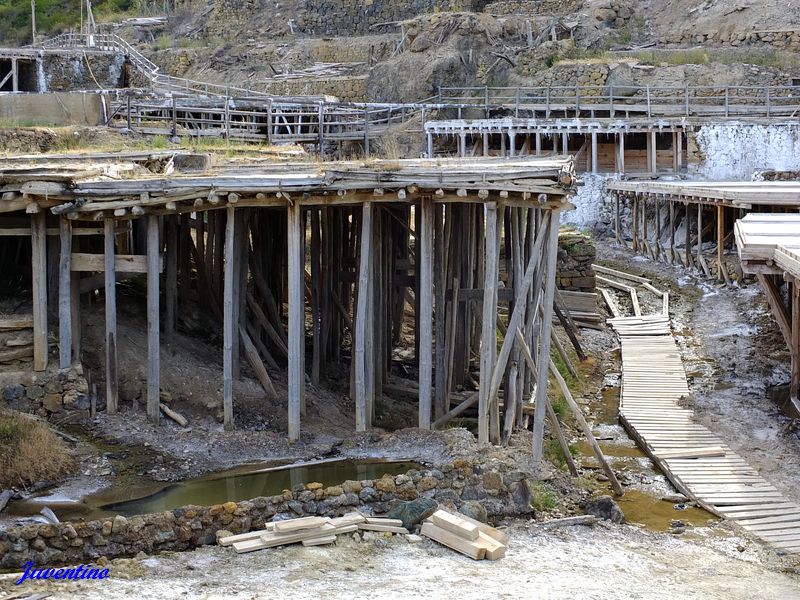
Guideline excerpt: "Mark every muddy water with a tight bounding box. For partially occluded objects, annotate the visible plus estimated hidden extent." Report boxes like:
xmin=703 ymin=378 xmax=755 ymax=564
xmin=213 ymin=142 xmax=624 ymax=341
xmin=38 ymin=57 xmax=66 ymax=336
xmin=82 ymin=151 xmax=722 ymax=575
xmin=7 ymin=459 xmax=420 ymax=522
xmin=578 ymin=378 xmax=715 ymax=532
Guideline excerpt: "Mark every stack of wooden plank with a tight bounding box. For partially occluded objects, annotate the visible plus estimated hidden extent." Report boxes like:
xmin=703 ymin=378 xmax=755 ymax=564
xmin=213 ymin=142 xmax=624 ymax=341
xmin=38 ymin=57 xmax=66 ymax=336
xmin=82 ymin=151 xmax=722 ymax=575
xmin=420 ymin=509 xmax=508 ymax=561
xmin=219 ymin=513 xmax=410 ymax=553
xmin=559 ymin=290 xmax=601 ymax=328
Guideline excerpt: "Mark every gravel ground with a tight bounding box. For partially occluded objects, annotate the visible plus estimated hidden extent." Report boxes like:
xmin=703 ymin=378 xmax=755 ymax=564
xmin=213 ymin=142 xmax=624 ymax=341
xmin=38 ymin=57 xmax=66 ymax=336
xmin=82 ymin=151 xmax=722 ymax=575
xmin=2 ymin=522 xmax=798 ymax=600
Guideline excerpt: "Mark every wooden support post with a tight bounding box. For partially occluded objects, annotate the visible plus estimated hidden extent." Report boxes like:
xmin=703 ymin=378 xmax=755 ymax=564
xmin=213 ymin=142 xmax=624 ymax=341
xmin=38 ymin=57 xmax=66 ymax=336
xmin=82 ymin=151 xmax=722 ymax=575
xmin=631 ymin=196 xmax=639 ymax=253
xmin=696 ymin=202 xmax=704 ymax=274
xmin=287 ymin=201 xmax=304 ymax=441
xmin=648 ymin=130 xmax=657 ymax=173
xmin=11 ymin=57 xmax=18 ymax=92
xmin=482 ymin=132 xmax=489 ymax=157
xmin=535 ymin=133 xmax=542 ymax=156
xmin=791 ymin=279 xmax=799 ymax=409
xmin=716 ymin=205 xmax=724 ymax=282
xmin=561 ymin=132 xmax=568 ymax=156
xmin=591 ymin=131 xmax=598 ymax=174
xmin=58 ymin=217 xmax=72 ymax=370
xmin=684 ymin=203 xmax=691 ymax=268
xmin=354 ymin=203 xmax=373 ymax=432
xmin=478 ymin=202 xmax=499 ymax=444
xmin=459 ymin=133 xmax=467 ymax=158
xmin=223 ymin=206 xmax=236 ymax=431
xmin=757 ymin=274 xmax=793 ymax=348
xmin=532 ymin=210 xmax=561 ymax=463
xmin=509 ymin=132 xmax=516 ymax=157
xmin=669 ymin=199 xmax=676 ymax=264
xmin=434 ymin=204 xmax=447 ymax=420
xmin=311 ymin=209 xmax=322 ymax=385
xmin=165 ymin=215 xmax=177 ymax=350
xmin=418 ymin=197 xmax=434 ymax=429
xmin=104 ymin=218 xmax=118 ymax=414
xmin=616 ymin=132 xmax=625 ymax=174
xmin=427 ymin=132 xmax=433 ymax=158
xmin=675 ymin=131 xmax=682 ymax=171
xmin=614 ymin=193 xmax=621 ymax=245
xmin=146 ymin=215 xmax=160 ymax=425
xmin=31 ymin=212 xmax=47 ymax=372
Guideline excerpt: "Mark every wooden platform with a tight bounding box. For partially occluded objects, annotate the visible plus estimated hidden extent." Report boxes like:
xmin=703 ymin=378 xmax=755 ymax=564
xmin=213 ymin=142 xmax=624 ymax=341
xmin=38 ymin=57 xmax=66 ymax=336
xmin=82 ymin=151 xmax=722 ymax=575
xmin=610 ymin=314 xmax=800 ymax=554
xmin=735 ymin=213 xmax=800 ymax=278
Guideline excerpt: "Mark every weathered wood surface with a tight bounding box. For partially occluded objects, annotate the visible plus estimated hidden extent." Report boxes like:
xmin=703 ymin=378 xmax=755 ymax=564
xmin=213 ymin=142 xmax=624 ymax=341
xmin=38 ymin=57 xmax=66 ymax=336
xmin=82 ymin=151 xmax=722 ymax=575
xmin=610 ymin=312 xmax=800 ymax=554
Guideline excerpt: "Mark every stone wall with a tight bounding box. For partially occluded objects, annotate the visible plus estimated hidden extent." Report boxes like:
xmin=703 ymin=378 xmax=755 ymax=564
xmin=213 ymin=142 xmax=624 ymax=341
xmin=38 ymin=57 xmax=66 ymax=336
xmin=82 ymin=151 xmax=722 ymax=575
xmin=262 ymin=76 xmax=369 ymax=102
xmin=484 ymin=0 xmax=578 ymax=16
xmin=0 ymin=458 xmax=537 ymax=569
xmin=2 ymin=365 xmax=90 ymax=416
xmin=299 ymin=0 xmax=492 ymax=36
xmin=557 ymin=231 xmax=596 ymax=292
xmin=42 ymin=53 xmax=126 ymax=92
xmin=661 ymin=27 xmax=800 ymax=51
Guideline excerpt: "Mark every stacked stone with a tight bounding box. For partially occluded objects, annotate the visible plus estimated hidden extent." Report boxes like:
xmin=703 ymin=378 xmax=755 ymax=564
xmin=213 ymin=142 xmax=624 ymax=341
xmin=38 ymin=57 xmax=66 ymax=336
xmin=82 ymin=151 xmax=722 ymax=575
xmin=662 ymin=28 xmax=800 ymax=50
xmin=0 ymin=459 xmax=538 ymax=569
xmin=557 ymin=231 xmax=597 ymax=292
xmin=262 ymin=76 xmax=370 ymax=102
xmin=592 ymin=1 xmax=633 ymax=28
xmin=2 ymin=366 xmax=90 ymax=415
xmin=299 ymin=0 xmax=489 ymax=36
xmin=483 ymin=0 xmax=578 ymax=16
xmin=516 ymin=60 xmax=609 ymax=94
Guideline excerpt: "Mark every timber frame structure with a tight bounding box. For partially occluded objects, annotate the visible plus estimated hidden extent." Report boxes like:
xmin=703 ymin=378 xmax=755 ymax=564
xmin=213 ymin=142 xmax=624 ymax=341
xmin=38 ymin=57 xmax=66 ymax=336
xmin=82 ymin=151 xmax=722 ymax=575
xmin=605 ymin=180 xmax=800 ymax=414
xmin=0 ymin=155 xmax=574 ymax=456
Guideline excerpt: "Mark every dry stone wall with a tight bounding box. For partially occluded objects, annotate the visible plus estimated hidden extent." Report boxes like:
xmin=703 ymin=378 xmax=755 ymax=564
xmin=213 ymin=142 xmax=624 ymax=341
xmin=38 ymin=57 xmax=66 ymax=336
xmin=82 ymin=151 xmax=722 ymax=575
xmin=299 ymin=0 xmax=493 ymax=35
xmin=0 ymin=459 xmax=537 ymax=569
xmin=2 ymin=366 xmax=91 ymax=416
xmin=557 ymin=231 xmax=596 ymax=292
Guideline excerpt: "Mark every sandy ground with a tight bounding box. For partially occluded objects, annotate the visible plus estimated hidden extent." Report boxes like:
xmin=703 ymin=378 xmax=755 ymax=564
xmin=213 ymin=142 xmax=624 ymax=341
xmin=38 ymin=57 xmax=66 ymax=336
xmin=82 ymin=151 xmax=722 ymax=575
xmin=3 ymin=522 xmax=799 ymax=600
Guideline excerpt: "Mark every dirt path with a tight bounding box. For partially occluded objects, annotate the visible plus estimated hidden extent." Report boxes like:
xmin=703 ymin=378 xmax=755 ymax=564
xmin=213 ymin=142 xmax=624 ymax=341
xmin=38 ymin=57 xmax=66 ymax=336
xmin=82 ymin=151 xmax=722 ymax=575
xmin=4 ymin=523 xmax=798 ymax=599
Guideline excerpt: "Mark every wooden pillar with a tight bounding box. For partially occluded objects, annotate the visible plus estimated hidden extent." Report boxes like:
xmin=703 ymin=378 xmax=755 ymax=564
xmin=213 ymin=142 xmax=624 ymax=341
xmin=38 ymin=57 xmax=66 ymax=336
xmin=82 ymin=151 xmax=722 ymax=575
xmin=669 ymin=199 xmax=676 ymax=264
xmin=614 ymin=193 xmax=621 ymax=244
xmin=58 ymin=217 xmax=72 ymax=370
xmin=459 ymin=133 xmax=467 ymax=158
xmin=11 ymin=57 xmax=18 ymax=92
xmin=311 ymin=209 xmax=322 ymax=385
xmin=552 ymin=134 xmax=559 ymax=154
xmin=418 ymin=197 xmax=434 ymax=429
xmin=500 ymin=133 xmax=506 ymax=157
xmin=684 ymin=203 xmax=691 ymax=267
xmin=104 ymin=218 xmax=118 ymax=414
xmin=696 ymin=202 xmax=703 ymax=269
xmin=535 ymin=133 xmax=542 ymax=156
xmin=591 ymin=131 xmax=598 ymax=174
xmin=675 ymin=131 xmax=682 ymax=172
xmin=632 ymin=195 xmax=639 ymax=253
xmin=434 ymin=204 xmax=447 ymax=420
xmin=482 ymin=132 xmax=489 ymax=156
xmin=427 ymin=132 xmax=433 ymax=158
xmin=354 ymin=203 xmax=373 ymax=432
xmin=532 ymin=209 xmax=561 ymax=463
xmin=616 ymin=132 xmax=625 ymax=173
xmin=146 ymin=215 xmax=160 ymax=424
xmin=223 ymin=206 xmax=236 ymax=431
xmin=31 ymin=212 xmax=47 ymax=372
xmin=561 ymin=132 xmax=569 ymax=156
xmin=716 ymin=205 xmax=725 ymax=282
xmin=478 ymin=202 xmax=499 ymax=444
xmin=287 ymin=201 xmax=304 ymax=441
xmin=165 ymin=215 xmax=177 ymax=350
xmin=647 ymin=130 xmax=657 ymax=173
xmin=791 ymin=278 xmax=800 ymax=407
xmin=509 ymin=132 xmax=516 ymax=158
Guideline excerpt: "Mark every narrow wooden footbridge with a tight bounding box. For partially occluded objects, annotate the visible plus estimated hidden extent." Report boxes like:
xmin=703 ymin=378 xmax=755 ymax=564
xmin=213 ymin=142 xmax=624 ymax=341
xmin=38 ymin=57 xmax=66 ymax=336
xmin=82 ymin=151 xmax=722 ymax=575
xmin=609 ymin=308 xmax=800 ymax=554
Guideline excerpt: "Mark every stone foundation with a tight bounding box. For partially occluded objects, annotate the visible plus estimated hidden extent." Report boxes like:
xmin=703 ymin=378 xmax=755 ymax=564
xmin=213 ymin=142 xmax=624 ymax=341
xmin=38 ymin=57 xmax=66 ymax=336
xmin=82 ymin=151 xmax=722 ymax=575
xmin=557 ymin=231 xmax=596 ymax=292
xmin=2 ymin=366 xmax=90 ymax=416
xmin=0 ymin=459 xmax=537 ymax=569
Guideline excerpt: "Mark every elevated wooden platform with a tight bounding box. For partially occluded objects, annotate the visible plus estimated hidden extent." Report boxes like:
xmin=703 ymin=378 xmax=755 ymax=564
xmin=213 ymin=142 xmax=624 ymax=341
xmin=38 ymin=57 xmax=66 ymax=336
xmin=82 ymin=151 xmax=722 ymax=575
xmin=611 ymin=314 xmax=800 ymax=554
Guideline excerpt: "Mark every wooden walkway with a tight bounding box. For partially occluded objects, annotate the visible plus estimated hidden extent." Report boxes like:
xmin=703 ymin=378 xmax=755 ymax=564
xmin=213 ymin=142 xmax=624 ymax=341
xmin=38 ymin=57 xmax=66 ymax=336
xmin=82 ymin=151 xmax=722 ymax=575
xmin=610 ymin=313 xmax=800 ymax=554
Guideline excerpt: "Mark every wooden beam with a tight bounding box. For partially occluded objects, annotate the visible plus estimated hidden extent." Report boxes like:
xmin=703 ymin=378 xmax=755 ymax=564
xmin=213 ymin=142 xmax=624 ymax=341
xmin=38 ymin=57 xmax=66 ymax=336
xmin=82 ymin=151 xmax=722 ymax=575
xmin=58 ymin=216 xmax=72 ymax=370
xmin=287 ymin=201 xmax=304 ymax=441
xmin=418 ymin=196 xmax=434 ymax=429
xmin=478 ymin=202 xmax=499 ymax=445
xmin=757 ymin=274 xmax=793 ymax=348
xmin=146 ymin=214 xmax=160 ymax=424
xmin=31 ymin=212 xmax=47 ymax=372
xmin=532 ymin=210 xmax=561 ymax=463
xmin=69 ymin=252 xmax=154 ymax=273
xmin=717 ymin=205 xmax=724 ymax=282
xmin=223 ymin=206 xmax=236 ymax=431
xmin=791 ymin=279 xmax=799 ymax=408
xmin=165 ymin=215 xmax=178 ymax=350
xmin=354 ymin=203 xmax=373 ymax=432
xmin=104 ymin=218 xmax=118 ymax=414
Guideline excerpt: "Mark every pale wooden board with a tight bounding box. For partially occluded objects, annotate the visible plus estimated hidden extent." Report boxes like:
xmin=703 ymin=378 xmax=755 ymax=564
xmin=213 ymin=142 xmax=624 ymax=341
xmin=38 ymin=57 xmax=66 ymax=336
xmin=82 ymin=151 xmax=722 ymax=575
xmin=611 ymin=312 xmax=800 ymax=554
xmin=420 ymin=522 xmax=485 ymax=560
xmin=429 ymin=510 xmax=480 ymax=541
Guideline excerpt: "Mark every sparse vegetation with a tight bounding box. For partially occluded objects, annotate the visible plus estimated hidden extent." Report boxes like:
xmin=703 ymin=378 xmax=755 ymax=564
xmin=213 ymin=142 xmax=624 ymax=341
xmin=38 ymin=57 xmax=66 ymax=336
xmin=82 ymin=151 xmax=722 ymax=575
xmin=623 ymin=48 xmax=800 ymax=70
xmin=529 ymin=481 xmax=557 ymax=511
xmin=0 ymin=410 xmax=76 ymax=488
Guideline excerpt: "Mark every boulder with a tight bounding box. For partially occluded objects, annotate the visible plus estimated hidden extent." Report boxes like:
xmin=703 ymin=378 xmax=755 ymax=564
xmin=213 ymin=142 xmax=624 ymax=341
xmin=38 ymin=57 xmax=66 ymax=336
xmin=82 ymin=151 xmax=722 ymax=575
xmin=584 ymin=495 xmax=625 ymax=523
xmin=386 ymin=498 xmax=438 ymax=529
xmin=459 ymin=500 xmax=488 ymax=523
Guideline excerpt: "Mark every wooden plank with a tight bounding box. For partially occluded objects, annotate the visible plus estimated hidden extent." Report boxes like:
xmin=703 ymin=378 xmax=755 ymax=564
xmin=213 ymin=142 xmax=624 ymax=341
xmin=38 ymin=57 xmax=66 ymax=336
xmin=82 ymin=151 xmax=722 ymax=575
xmin=357 ymin=523 xmax=410 ymax=534
xmin=429 ymin=510 xmax=480 ymax=541
xmin=478 ymin=202 xmax=499 ymax=444
xmin=274 ymin=516 xmax=329 ymax=532
xmin=658 ymin=447 xmax=726 ymax=459
xmin=354 ymin=202 xmax=372 ymax=432
xmin=70 ymin=252 xmax=153 ymax=273
xmin=302 ymin=535 xmax=336 ymax=547
xmin=420 ymin=522 xmax=485 ymax=560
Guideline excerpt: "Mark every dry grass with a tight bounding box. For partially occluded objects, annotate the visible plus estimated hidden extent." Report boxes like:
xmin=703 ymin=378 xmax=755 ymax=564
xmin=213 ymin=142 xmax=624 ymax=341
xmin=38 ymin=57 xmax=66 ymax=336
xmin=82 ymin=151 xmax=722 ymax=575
xmin=0 ymin=410 xmax=76 ymax=489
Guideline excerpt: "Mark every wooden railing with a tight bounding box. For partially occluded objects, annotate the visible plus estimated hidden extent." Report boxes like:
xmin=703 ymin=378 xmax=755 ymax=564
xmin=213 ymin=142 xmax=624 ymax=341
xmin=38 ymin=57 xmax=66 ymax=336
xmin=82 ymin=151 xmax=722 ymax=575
xmin=437 ymin=85 xmax=800 ymax=118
